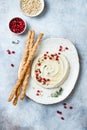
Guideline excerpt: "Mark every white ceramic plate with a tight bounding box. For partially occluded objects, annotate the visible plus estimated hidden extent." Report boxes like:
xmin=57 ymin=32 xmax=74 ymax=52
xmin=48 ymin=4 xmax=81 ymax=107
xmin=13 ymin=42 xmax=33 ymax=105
xmin=25 ymin=38 xmax=80 ymax=104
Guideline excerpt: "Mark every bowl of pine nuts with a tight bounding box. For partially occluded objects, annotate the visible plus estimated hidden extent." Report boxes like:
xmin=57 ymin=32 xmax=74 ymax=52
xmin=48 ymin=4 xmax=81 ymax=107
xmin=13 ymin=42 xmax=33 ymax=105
xmin=20 ymin=0 xmax=44 ymax=17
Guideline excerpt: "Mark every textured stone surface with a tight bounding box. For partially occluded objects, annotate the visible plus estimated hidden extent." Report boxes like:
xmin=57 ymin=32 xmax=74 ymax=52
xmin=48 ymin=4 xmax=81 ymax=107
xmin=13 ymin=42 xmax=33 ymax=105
xmin=0 ymin=0 xmax=87 ymax=130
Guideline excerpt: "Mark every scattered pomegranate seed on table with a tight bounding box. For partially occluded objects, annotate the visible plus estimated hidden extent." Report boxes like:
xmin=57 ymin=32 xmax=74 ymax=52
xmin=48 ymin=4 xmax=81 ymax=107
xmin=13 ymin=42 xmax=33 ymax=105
xmin=12 ymin=51 xmax=15 ymax=54
xmin=6 ymin=50 xmax=16 ymax=55
xmin=56 ymin=103 xmax=74 ymax=120
xmin=61 ymin=117 xmax=65 ymax=120
xmin=64 ymin=105 xmax=67 ymax=109
xmin=11 ymin=64 xmax=14 ymax=67
xmin=63 ymin=103 xmax=67 ymax=105
xmin=7 ymin=50 xmax=11 ymax=54
xmin=57 ymin=111 xmax=62 ymax=115
xmin=69 ymin=106 xmax=73 ymax=109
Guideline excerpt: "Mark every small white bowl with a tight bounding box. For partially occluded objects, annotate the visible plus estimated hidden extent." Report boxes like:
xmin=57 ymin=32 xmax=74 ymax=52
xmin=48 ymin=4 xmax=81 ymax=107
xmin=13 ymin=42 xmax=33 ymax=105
xmin=20 ymin=0 xmax=44 ymax=17
xmin=9 ymin=17 xmax=27 ymax=35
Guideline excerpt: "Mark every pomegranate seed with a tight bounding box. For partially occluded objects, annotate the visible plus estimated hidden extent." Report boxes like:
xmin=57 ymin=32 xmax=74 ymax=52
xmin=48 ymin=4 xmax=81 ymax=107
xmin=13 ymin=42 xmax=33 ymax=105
xmin=63 ymin=103 xmax=67 ymax=105
xmin=57 ymin=111 xmax=62 ymax=115
xmin=44 ymin=57 xmax=47 ymax=59
xmin=44 ymin=54 xmax=47 ymax=56
xmin=58 ymin=52 xmax=61 ymax=55
xmin=12 ymin=51 xmax=15 ymax=54
xmin=36 ymin=74 xmax=38 ymax=77
xmin=49 ymin=57 xmax=52 ymax=60
xmin=38 ymin=63 xmax=41 ymax=66
xmin=36 ymin=93 xmax=39 ymax=96
xmin=36 ymin=74 xmax=39 ymax=79
xmin=59 ymin=49 xmax=62 ymax=51
xmin=37 ymin=90 xmax=40 ymax=93
xmin=56 ymin=57 xmax=58 ymax=60
xmin=51 ymin=54 xmax=54 ymax=57
xmin=43 ymin=78 xmax=46 ymax=82
xmin=38 ymin=79 xmax=42 ymax=82
xmin=64 ymin=105 xmax=67 ymax=109
xmin=69 ymin=106 xmax=73 ymax=109
xmin=46 ymin=51 xmax=48 ymax=54
xmin=11 ymin=64 xmax=14 ymax=67
xmin=60 ymin=45 xmax=63 ymax=49
xmin=65 ymin=47 xmax=68 ymax=50
xmin=57 ymin=111 xmax=60 ymax=114
xmin=61 ymin=117 xmax=64 ymax=120
xmin=7 ymin=50 xmax=11 ymax=54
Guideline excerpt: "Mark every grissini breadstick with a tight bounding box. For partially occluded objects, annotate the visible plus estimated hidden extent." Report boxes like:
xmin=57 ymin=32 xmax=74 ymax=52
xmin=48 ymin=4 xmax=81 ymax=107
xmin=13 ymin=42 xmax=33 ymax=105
xmin=20 ymin=62 xmax=32 ymax=100
xmin=12 ymin=30 xmax=32 ymax=105
xmin=20 ymin=31 xmax=35 ymax=100
xmin=14 ymin=31 xmax=35 ymax=103
xmin=8 ymin=33 xmax=44 ymax=102
xmin=20 ymin=30 xmax=32 ymax=73
xmin=13 ymin=86 xmax=20 ymax=105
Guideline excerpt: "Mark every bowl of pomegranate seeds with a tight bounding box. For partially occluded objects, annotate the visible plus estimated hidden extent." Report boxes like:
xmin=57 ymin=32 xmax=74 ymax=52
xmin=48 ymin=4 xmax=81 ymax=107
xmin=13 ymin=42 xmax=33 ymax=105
xmin=9 ymin=17 xmax=26 ymax=34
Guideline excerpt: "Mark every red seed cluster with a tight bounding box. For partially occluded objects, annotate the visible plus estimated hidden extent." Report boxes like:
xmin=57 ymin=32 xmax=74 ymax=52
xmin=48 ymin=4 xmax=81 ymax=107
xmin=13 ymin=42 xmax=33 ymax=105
xmin=57 ymin=111 xmax=62 ymax=115
xmin=63 ymin=102 xmax=67 ymax=109
xmin=9 ymin=17 xmax=25 ymax=34
xmin=58 ymin=45 xmax=69 ymax=52
xmin=7 ymin=50 xmax=15 ymax=55
xmin=37 ymin=77 xmax=50 ymax=84
xmin=35 ymin=69 xmax=50 ymax=84
xmin=57 ymin=103 xmax=73 ymax=121
xmin=43 ymin=52 xmax=59 ymax=61
xmin=36 ymin=90 xmax=42 ymax=96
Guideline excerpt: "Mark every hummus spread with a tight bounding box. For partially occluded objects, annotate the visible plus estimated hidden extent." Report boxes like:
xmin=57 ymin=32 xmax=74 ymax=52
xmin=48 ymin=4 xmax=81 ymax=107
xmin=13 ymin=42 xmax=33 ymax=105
xmin=31 ymin=52 xmax=70 ymax=89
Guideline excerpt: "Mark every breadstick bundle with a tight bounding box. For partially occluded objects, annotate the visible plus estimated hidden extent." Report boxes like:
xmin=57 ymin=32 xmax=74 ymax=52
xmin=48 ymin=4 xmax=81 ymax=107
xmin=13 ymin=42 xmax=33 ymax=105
xmin=8 ymin=30 xmax=44 ymax=105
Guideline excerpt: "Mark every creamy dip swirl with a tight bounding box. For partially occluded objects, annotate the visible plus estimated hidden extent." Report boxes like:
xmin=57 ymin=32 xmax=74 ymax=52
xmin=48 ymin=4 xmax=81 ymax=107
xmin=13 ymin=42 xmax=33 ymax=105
xmin=31 ymin=52 xmax=70 ymax=89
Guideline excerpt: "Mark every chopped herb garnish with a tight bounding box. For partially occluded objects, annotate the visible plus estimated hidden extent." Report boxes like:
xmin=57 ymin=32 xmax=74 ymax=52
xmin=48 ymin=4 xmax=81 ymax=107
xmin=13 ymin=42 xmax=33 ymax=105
xmin=44 ymin=65 xmax=47 ymax=68
xmin=47 ymin=72 xmax=50 ymax=75
xmin=38 ymin=60 xmax=40 ymax=62
xmin=59 ymin=87 xmax=63 ymax=94
xmin=51 ymin=87 xmax=63 ymax=97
